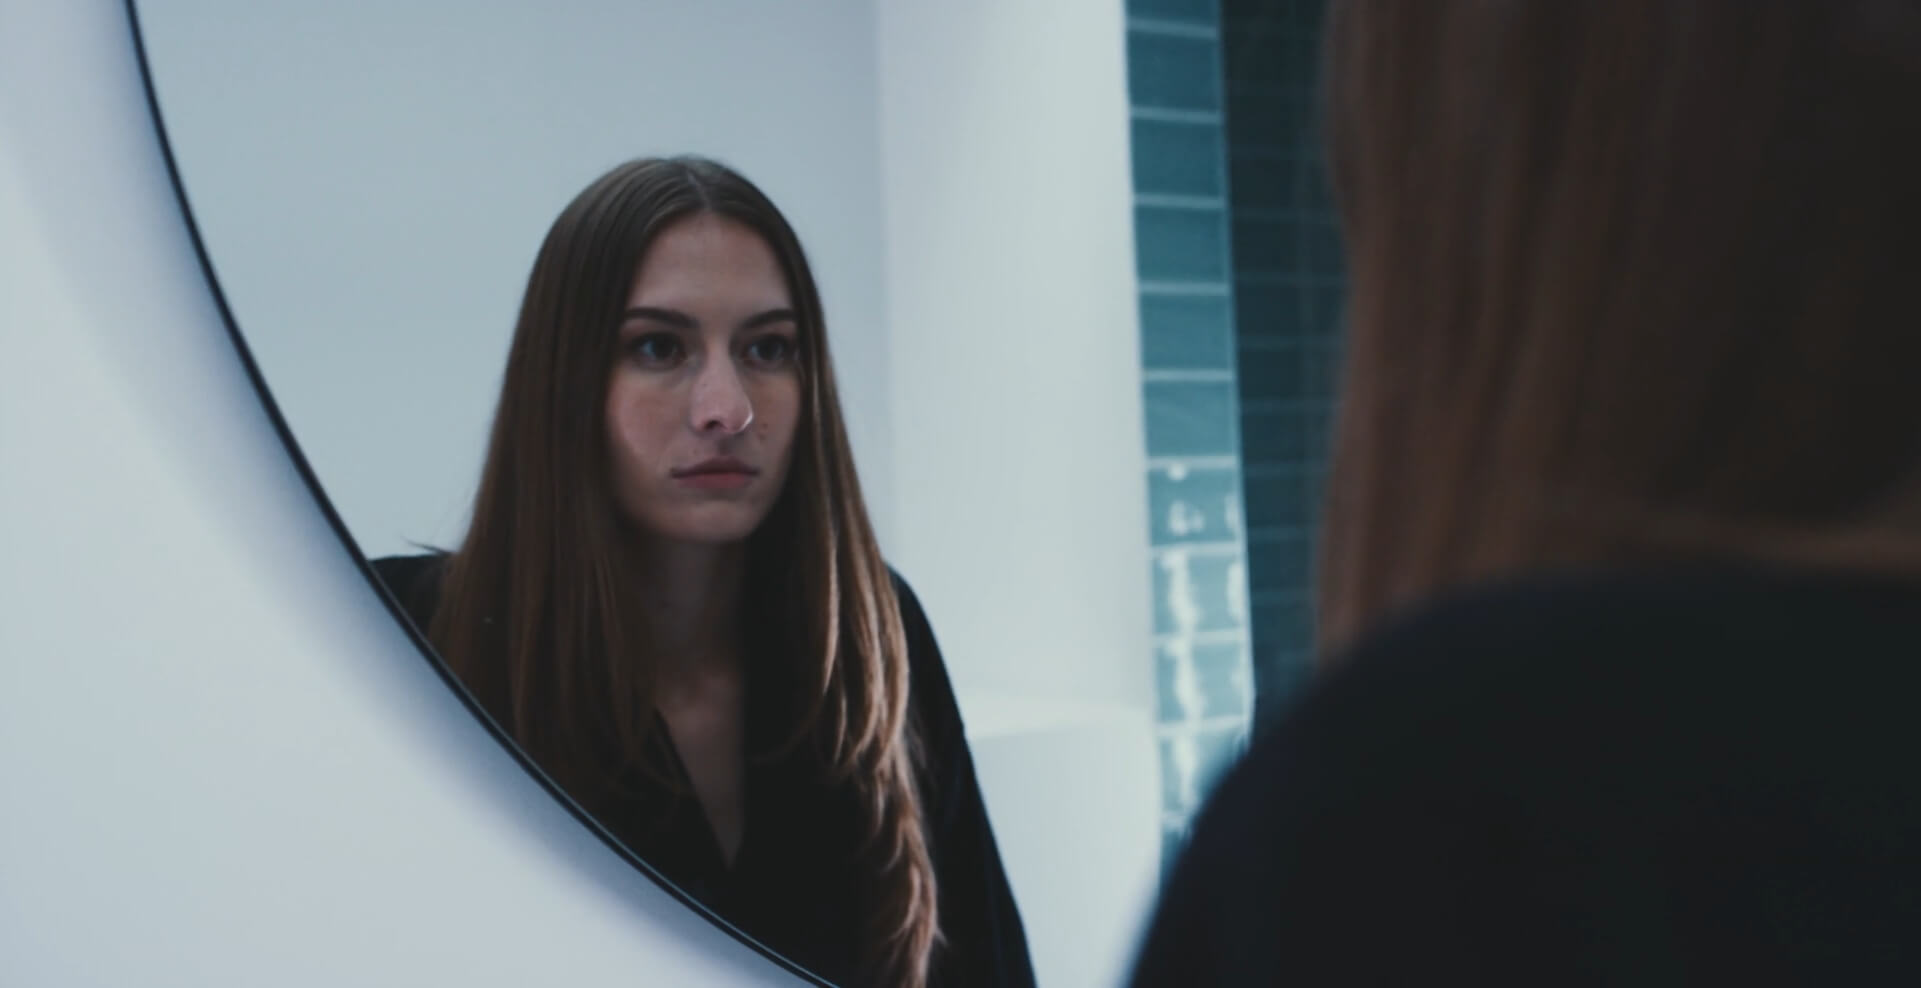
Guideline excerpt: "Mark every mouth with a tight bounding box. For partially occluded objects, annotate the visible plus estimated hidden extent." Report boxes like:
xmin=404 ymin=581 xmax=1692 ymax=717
xmin=671 ymin=457 xmax=759 ymax=490
xmin=672 ymin=456 xmax=759 ymax=479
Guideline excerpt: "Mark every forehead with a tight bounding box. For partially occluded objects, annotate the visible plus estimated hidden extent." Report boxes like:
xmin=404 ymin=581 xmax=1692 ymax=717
xmin=627 ymin=213 xmax=790 ymax=306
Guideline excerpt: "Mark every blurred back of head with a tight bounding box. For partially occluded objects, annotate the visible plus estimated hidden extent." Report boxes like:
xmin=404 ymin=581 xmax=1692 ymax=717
xmin=1317 ymin=0 xmax=1921 ymax=652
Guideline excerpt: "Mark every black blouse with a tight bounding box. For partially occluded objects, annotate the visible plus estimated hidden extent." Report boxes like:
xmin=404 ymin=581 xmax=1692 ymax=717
xmin=371 ymin=553 xmax=1036 ymax=988
xmin=1130 ymin=564 xmax=1921 ymax=986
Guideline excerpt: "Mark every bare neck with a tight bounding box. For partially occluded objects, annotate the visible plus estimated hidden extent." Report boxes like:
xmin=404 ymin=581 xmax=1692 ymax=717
xmin=632 ymin=538 xmax=748 ymax=695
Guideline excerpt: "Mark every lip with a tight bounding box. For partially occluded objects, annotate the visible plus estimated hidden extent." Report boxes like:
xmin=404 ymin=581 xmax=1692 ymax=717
xmin=671 ymin=456 xmax=759 ymax=479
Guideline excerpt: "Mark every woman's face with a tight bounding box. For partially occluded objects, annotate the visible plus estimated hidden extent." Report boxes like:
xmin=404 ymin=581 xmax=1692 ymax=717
xmin=606 ymin=213 xmax=802 ymax=546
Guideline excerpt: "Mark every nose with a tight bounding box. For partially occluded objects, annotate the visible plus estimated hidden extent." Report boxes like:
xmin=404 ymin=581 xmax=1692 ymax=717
xmin=689 ymin=356 xmax=754 ymax=435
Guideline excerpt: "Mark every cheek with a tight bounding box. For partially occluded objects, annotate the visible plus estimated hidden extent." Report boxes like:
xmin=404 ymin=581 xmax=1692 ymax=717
xmin=755 ymin=377 xmax=803 ymax=453
xmin=605 ymin=384 xmax=674 ymax=472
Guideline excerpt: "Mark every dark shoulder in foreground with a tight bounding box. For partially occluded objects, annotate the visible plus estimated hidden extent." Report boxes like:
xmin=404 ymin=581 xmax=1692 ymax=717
xmin=1130 ymin=563 xmax=1921 ymax=987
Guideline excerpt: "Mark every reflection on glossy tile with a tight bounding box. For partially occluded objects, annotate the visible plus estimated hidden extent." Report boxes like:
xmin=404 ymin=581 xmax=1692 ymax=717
xmin=1131 ymin=118 xmax=1226 ymax=199
xmin=1130 ymin=0 xmax=1261 ymax=858
xmin=1126 ymin=31 xmax=1223 ymax=112
xmin=1147 ymin=464 xmax=1242 ymax=544
xmin=1134 ymin=205 xmax=1230 ymax=283
xmin=1144 ymin=380 xmax=1237 ymax=458
xmin=1140 ymin=291 xmax=1234 ymax=371
xmin=1155 ymin=638 xmax=1253 ymax=723
xmin=1158 ymin=725 xmax=1247 ymax=819
xmin=1152 ymin=548 xmax=1246 ymax=635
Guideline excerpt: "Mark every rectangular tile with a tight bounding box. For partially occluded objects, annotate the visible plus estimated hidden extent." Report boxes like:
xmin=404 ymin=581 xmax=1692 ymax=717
xmin=1140 ymin=292 xmax=1235 ymax=371
xmin=1231 ymin=280 xmax=1303 ymax=337
xmin=1300 ymin=335 xmax=1342 ymax=398
xmin=1134 ymin=204 xmax=1231 ymax=282
xmin=1148 ymin=463 xmax=1244 ymax=544
xmin=1226 ymin=152 xmax=1309 ymax=212
xmin=1222 ymin=2 xmax=1304 ymax=35
xmin=1252 ymin=591 xmax=1316 ymax=662
xmin=1305 ymin=218 xmax=1346 ymax=276
xmin=1158 ymin=724 xmax=1248 ymax=820
xmin=1151 ymin=546 xmax=1247 ymax=635
xmin=1223 ymin=29 xmax=1322 ymax=88
xmin=1127 ymin=31 xmax=1224 ymax=112
xmin=1242 ymin=462 xmax=1318 ymax=528
xmin=1246 ymin=527 xmax=1316 ymax=594
xmin=1144 ymin=379 xmax=1239 ymax=458
xmin=1309 ymin=279 xmax=1347 ymax=326
xmin=1224 ymin=77 xmax=1317 ymax=134
xmin=1131 ymin=117 xmax=1227 ymax=199
xmin=1240 ymin=397 xmax=1329 ymax=463
xmin=1232 ymin=214 xmax=1305 ymax=276
xmin=1156 ymin=638 xmax=1253 ymax=723
xmin=1236 ymin=336 xmax=1309 ymax=400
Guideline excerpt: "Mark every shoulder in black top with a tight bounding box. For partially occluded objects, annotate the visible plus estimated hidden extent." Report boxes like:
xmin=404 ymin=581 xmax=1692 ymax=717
xmin=368 ymin=552 xmax=1037 ymax=988
xmin=1130 ymin=564 xmax=1921 ymax=986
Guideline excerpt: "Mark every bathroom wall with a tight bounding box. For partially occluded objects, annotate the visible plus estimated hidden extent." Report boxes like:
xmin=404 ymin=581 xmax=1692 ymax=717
xmin=1122 ymin=0 xmax=1259 ymax=866
xmin=1221 ymin=0 xmax=1345 ymax=729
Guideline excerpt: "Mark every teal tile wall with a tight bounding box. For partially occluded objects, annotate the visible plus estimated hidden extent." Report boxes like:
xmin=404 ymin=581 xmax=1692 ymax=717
xmin=1222 ymin=0 xmax=1345 ymax=730
xmin=1124 ymin=0 xmax=1255 ymax=875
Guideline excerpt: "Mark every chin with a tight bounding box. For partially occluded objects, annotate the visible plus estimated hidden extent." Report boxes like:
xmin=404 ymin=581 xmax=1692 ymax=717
xmin=645 ymin=506 xmax=771 ymax=546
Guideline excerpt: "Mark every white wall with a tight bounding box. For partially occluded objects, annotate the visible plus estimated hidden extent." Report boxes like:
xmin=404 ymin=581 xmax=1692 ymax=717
xmin=876 ymin=3 xmax=1162 ymax=986
xmin=106 ymin=2 xmax=1163 ymax=986
xmin=0 ymin=4 xmax=804 ymax=986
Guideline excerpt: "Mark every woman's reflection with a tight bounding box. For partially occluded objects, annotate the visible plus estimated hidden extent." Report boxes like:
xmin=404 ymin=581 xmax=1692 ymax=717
xmin=372 ymin=157 xmax=1035 ymax=988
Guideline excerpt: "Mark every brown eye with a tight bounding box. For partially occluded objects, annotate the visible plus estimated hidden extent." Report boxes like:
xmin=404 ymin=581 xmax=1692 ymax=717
xmin=746 ymin=335 xmax=797 ymax=367
xmin=627 ymin=332 xmax=685 ymax=366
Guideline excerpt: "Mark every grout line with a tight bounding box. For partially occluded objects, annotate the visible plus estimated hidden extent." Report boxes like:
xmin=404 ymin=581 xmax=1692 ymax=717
xmin=1156 ymin=715 xmax=1249 ymax=739
xmin=1134 ymin=193 xmax=1228 ymax=212
xmin=1240 ymin=396 xmax=1331 ymax=413
xmin=1146 ymin=454 xmax=1241 ymax=472
xmin=1152 ymin=540 xmax=1244 ymax=558
xmin=1142 ymin=368 xmax=1235 ymax=383
xmin=1127 ymin=16 xmax=1222 ymax=41
xmin=1139 ymin=280 xmax=1233 ymax=297
xmin=1153 ymin=628 xmax=1246 ymax=648
xmin=1130 ymin=106 xmax=1225 ymax=126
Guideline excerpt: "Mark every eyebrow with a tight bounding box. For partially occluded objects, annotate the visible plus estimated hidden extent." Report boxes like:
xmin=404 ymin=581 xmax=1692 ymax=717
xmin=622 ymin=306 xmax=798 ymax=331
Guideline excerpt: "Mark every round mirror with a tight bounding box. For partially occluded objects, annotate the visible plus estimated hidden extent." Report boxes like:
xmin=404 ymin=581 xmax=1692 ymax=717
xmin=128 ymin=2 xmax=1202 ymax=985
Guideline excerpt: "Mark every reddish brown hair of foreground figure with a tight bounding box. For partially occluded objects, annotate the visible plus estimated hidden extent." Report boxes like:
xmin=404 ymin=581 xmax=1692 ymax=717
xmin=1317 ymin=0 xmax=1921 ymax=655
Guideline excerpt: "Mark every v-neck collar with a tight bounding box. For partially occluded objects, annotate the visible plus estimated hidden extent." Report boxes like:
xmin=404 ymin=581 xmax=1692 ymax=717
xmin=651 ymin=708 xmax=751 ymax=876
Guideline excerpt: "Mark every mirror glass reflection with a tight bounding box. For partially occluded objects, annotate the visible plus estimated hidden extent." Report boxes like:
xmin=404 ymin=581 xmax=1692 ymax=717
xmin=130 ymin=2 xmax=1210 ymax=986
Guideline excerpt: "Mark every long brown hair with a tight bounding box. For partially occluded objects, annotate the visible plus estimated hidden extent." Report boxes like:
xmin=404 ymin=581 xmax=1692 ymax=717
xmin=429 ymin=156 xmax=939 ymax=985
xmin=1316 ymin=0 xmax=1921 ymax=653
